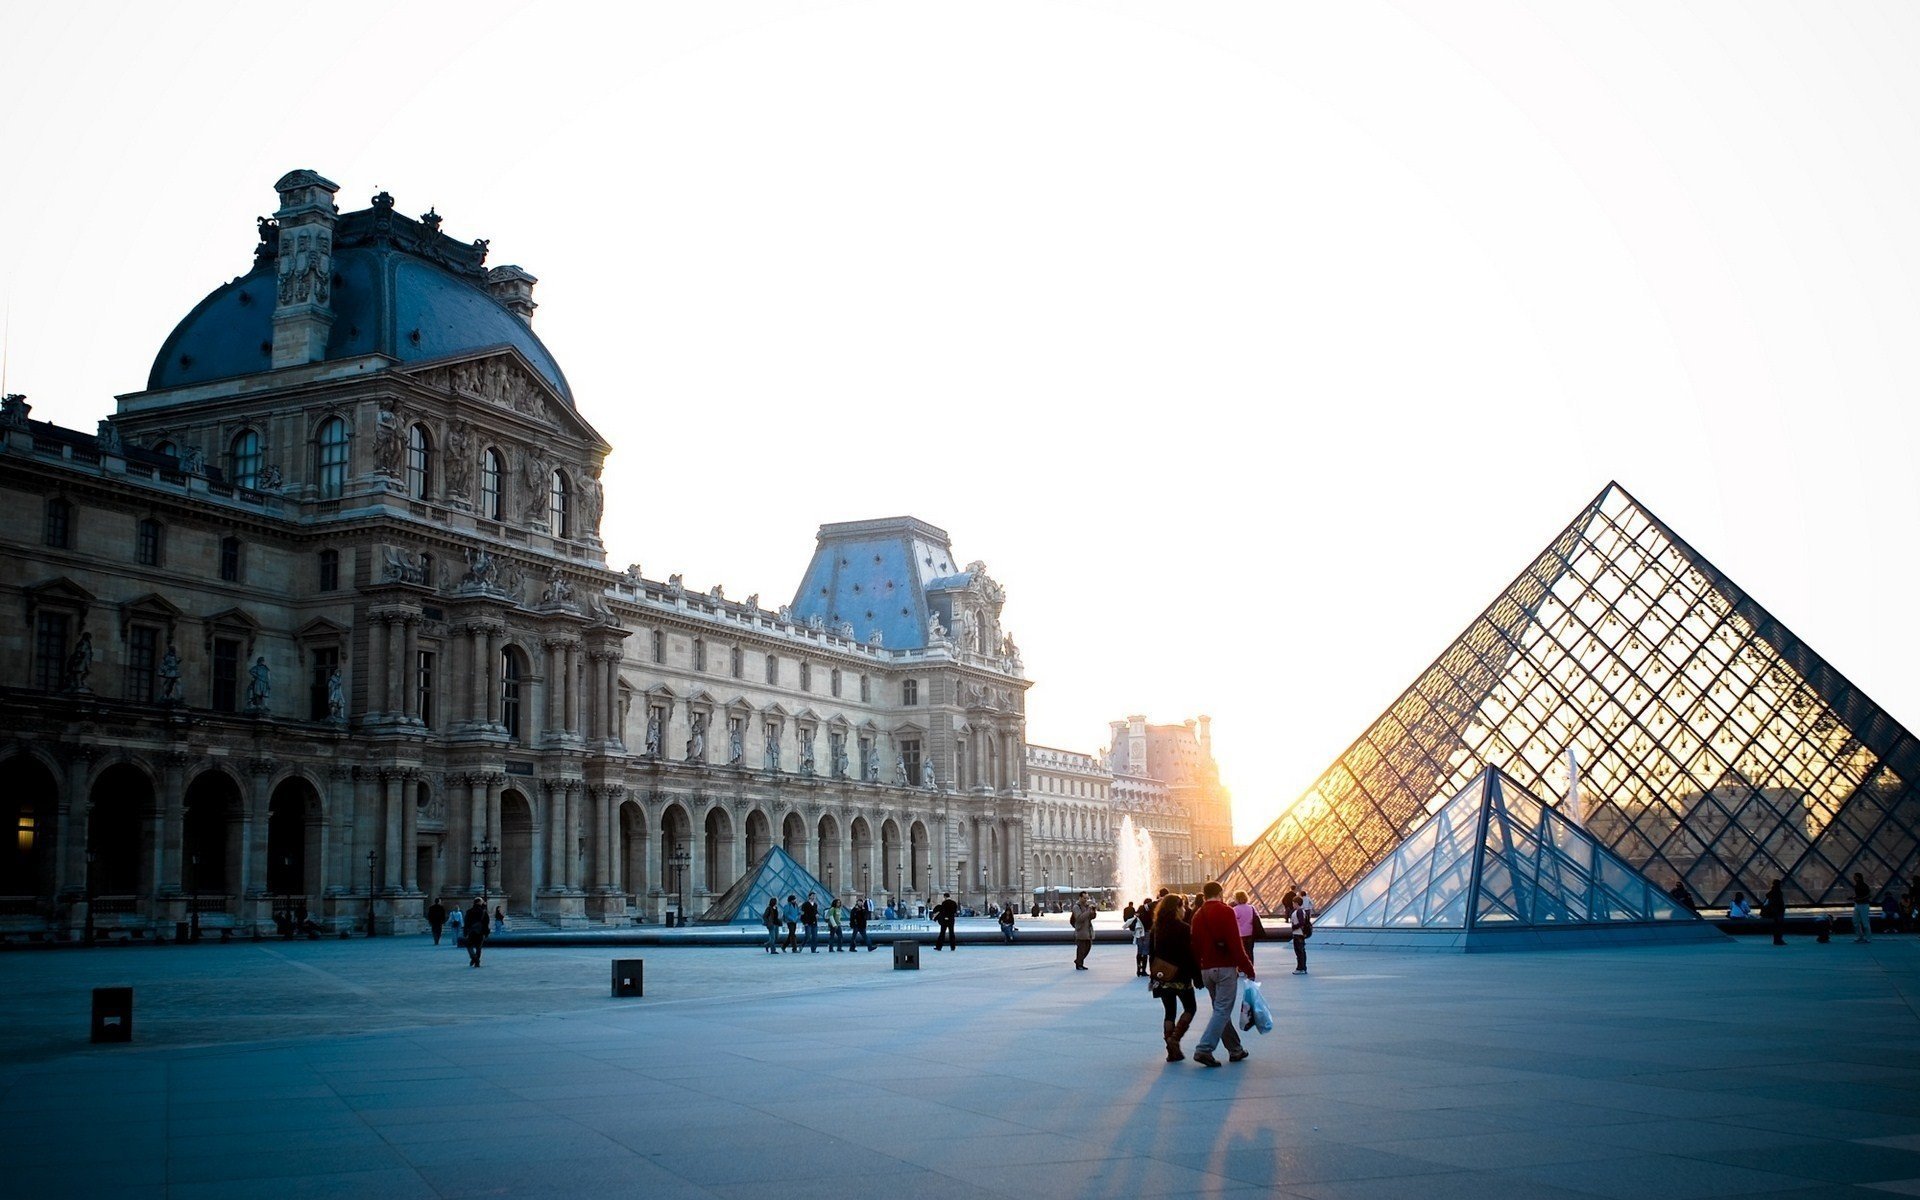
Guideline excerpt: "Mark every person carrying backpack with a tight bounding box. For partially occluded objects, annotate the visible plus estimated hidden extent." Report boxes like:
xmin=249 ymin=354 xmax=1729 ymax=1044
xmin=1288 ymin=891 xmax=1313 ymax=975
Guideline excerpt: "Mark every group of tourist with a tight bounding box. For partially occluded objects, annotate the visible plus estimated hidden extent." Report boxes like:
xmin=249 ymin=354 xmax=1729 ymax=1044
xmin=759 ymin=892 xmax=877 ymax=952
xmin=1695 ymin=870 xmax=1920 ymax=946
xmin=424 ymin=899 xmax=507 ymax=966
xmin=1117 ymin=881 xmax=1311 ymax=1067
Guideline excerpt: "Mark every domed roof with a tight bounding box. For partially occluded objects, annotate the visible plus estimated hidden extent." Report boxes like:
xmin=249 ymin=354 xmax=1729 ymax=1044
xmin=148 ymin=196 xmax=572 ymax=403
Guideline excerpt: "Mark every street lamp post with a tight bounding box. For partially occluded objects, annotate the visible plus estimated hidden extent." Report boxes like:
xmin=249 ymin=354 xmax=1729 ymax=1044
xmin=366 ymin=850 xmax=378 ymax=936
xmin=862 ymin=863 xmax=870 ymax=902
xmin=826 ymin=863 xmax=835 ymax=900
xmin=670 ymin=841 xmax=689 ymax=924
xmin=189 ymin=853 xmax=201 ymax=942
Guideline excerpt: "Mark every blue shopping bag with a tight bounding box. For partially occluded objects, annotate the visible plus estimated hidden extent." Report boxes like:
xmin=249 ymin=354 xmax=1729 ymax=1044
xmin=1238 ymin=977 xmax=1274 ymax=1035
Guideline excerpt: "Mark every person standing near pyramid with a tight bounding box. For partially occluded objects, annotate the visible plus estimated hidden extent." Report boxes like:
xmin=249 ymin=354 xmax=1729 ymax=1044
xmin=1762 ymin=880 xmax=1788 ymax=945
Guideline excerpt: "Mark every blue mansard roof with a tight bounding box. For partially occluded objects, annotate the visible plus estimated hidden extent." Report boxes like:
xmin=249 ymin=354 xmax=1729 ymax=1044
xmin=147 ymin=197 xmax=572 ymax=402
xmin=790 ymin=517 xmax=969 ymax=651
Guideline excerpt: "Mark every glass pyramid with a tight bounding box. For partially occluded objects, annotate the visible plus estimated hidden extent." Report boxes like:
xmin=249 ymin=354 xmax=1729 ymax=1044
xmin=1315 ymin=766 xmax=1720 ymax=949
xmin=697 ymin=846 xmax=832 ymax=925
xmin=1226 ymin=483 xmax=1919 ymax=913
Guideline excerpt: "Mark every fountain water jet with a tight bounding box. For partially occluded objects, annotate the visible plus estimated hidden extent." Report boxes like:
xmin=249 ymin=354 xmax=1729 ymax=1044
xmin=1116 ymin=814 xmax=1157 ymax=908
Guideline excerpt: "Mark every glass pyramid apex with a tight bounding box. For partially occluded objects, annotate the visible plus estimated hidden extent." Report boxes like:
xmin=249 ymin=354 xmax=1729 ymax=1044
xmin=697 ymin=846 xmax=832 ymax=925
xmin=1227 ymin=482 xmax=1920 ymax=915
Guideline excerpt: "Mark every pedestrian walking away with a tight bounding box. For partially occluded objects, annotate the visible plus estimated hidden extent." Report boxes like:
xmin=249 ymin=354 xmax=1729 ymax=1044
xmin=934 ymin=893 xmax=959 ymax=949
xmin=426 ymin=899 xmax=448 ymax=945
xmin=464 ymin=897 xmax=490 ymax=967
xmin=1188 ymin=880 xmax=1256 ymax=1067
xmin=802 ymin=892 xmax=822 ymax=952
xmin=1149 ymin=894 xmax=1200 ymax=1061
xmin=1853 ymin=872 xmax=1874 ymax=942
xmin=780 ymin=895 xmax=802 ymax=952
xmin=850 ymin=896 xmax=873 ymax=950
xmin=827 ymin=897 xmax=847 ymax=951
xmin=762 ymin=898 xmax=781 ymax=954
xmin=1231 ymin=890 xmax=1258 ymax=964
xmin=1070 ymin=892 xmax=1097 ymax=969
xmin=1763 ymin=879 xmax=1788 ymax=945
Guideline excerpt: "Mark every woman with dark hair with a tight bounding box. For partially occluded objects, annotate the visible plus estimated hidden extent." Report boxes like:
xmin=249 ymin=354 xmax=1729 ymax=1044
xmin=1150 ymin=895 xmax=1200 ymax=1062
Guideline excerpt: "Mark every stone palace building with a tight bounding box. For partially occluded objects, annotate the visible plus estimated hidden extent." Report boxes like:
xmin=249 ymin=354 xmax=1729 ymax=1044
xmin=0 ymin=169 xmax=1037 ymax=937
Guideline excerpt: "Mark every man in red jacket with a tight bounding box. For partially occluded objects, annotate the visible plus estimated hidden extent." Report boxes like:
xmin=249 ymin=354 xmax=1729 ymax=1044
xmin=1188 ymin=880 xmax=1255 ymax=1067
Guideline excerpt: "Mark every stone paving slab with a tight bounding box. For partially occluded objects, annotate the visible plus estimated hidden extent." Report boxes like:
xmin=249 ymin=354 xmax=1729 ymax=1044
xmin=2 ymin=933 xmax=1919 ymax=1197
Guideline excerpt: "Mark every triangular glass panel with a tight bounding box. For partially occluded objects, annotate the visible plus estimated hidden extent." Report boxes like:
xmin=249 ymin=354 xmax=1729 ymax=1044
xmin=1224 ymin=482 xmax=1920 ymax=913
xmin=695 ymin=846 xmax=832 ymax=924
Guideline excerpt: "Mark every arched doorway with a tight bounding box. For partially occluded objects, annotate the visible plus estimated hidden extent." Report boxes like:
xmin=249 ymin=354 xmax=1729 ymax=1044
xmin=0 ymin=756 xmax=59 ymax=898
xmin=880 ymin=819 xmax=901 ymax=904
xmin=87 ymin=764 xmax=151 ymax=902
xmin=618 ymin=800 xmax=648 ymax=904
xmin=781 ymin=811 xmax=807 ymax=870
xmin=745 ymin=809 xmax=772 ymax=869
xmin=266 ymin=778 xmax=323 ymax=918
xmin=815 ymin=813 xmax=841 ymax=900
xmin=182 ymin=772 xmax=243 ymax=908
xmin=500 ymin=789 xmax=534 ymax=912
xmin=849 ymin=817 xmax=873 ymax=902
xmin=704 ymin=806 xmax=734 ymax=898
xmin=660 ymin=803 xmax=692 ymax=916
xmin=909 ymin=821 xmax=931 ymax=896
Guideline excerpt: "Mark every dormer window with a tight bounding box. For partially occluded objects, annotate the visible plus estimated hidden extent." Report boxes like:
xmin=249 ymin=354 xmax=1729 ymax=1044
xmin=406 ymin=424 xmax=432 ymax=499
xmin=315 ymin=417 xmax=349 ymax=499
xmin=549 ymin=470 xmax=571 ymax=537
xmin=230 ymin=429 xmax=263 ymax=489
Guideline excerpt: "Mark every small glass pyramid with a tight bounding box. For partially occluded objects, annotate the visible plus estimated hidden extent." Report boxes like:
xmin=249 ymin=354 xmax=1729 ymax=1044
xmin=697 ymin=846 xmax=833 ymax=925
xmin=1315 ymin=766 xmax=1722 ymax=950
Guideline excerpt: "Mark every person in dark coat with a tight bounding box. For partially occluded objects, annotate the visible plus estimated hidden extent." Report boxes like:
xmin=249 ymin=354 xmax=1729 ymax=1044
xmin=849 ymin=897 xmax=873 ymax=951
xmin=933 ymin=893 xmax=959 ymax=950
xmin=465 ymin=898 xmax=490 ymax=967
xmin=762 ymin=898 xmax=781 ymax=954
xmin=426 ymin=900 xmax=448 ymax=945
xmin=1762 ymin=880 xmax=1788 ymax=946
xmin=1150 ymin=895 xmax=1200 ymax=1061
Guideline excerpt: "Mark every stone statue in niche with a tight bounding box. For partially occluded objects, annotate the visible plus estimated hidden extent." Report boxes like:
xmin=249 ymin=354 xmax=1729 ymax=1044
xmin=645 ymin=711 xmax=662 ymax=757
xmin=246 ymin=657 xmax=272 ymax=712
xmin=830 ymin=732 xmax=848 ymax=780
xmin=764 ymin=730 xmax=781 ymax=773
xmin=157 ymin=643 xmax=182 ymax=703
xmin=686 ymin=714 xmax=706 ymax=762
xmin=326 ymin=666 xmax=346 ymax=723
xmin=519 ymin=450 xmax=549 ymax=520
xmin=445 ymin=421 xmax=473 ymax=498
xmin=926 ymin=608 xmax=946 ymax=641
xmin=799 ymin=736 xmax=816 ymax=778
xmin=922 ymin=760 xmax=936 ymax=790
xmin=728 ymin=722 xmax=744 ymax=765
xmin=576 ymin=473 xmax=603 ymax=533
xmin=895 ymin=755 xmax=909 ymax=786
xmin=373 ymin=406 xmax=401 ymax=476
xmin=64 ymin=631 xmax=93 ymax=692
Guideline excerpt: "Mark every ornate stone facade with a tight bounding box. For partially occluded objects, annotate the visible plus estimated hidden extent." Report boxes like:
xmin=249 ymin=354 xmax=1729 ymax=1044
xmin=0 ymin=170 xmax=1029 ymax=938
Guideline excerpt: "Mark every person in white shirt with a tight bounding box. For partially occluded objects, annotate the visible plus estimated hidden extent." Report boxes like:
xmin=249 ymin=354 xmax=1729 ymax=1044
xmin=1727 ymin=891 xmax=1754 ymax=919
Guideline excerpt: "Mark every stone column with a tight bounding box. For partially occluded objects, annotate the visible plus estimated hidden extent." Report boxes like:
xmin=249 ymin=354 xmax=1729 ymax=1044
xmin=545 ymin=781 xmax=565 ymax=889
xmin=158 ymin=752 xmax=187 ymax=899
xmin=400 ymin=770 xmax=419 ymax=892
xmin=367 ymin=615 xmax=389 ymax=716
xmin=59 ymin=746 xmax=96 ymax=899
xmin=543 ymin=641 xmax=562 ymax=734
xmin=401 ymin=618 xmax=420 ymax=721
xmin=564 ymin=644 xmax=580 ymax=736
xmin=386 ymin=618 xmax=408 ymax=723
xmin=326 ymin=765 xmax=353 ymax=895
xmin=485 ymin=628 xmax=503 ymax=727
xmin=467 ymin=627 xmax=486 ymax=724
xmin=688 ymin=808 xmax=708 ymax=898
xmin=486 ymin=774 xmax=503 ymax=850
xmin=381 ymin=771 xmax=402 ymax=891
xmin=603 ymin=655 xmax=620 ymax=746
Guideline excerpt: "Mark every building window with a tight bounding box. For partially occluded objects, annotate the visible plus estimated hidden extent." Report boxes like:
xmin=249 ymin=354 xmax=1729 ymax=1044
xmin=860 ymin=674 xmax=870 ymax=703
xmin=500 ymin=649 xmax=523 ymax=739
xmin=549 ymin=471 xmax=570 ymax=537
xmin=902 ymin=679 xmax=919 ymax=706
xmin=219 ymin=536 xmax=241 ymax=582
xmin=211 ymin=637 xmax=241 ymax=712
xmin=315 ymin=417 xmax=349 ymax=499
xmin=318 ymin=549 xmax=339 ymax=591
xmin=126 ymin=625 xmax=159 ymax=701
xmin=481 ymin=448 xmax=503 ymax=520
xmin=136 ymin=519 xmax=163 ymax=566
xmin=765 ymin=654 xmax=778 ymax=685
xmin=693 ymin=638 xmax=707 ymax=672
xmin=799 ymin=662 xmax=812 ymax=692
xmin=44 ymin=498 xmax=71 ymax=549
xmin=730 ymin=646 xmax=743 ymax=678
xmin=417 ymin=650 xmax=435 ymax=728
xmin=230 ymin=429 xmax=263 ymax=489
xmin=831 ymin=668 xmax=842 ymax=698
xmin=308 ymin=646 xmax=339 ymax=720
xmin=406 ymin=424 xmax=432 ymax=499
xmin=33 ymin=612 xmax=71 ymax=691
xmin=901 ymin=737 xmax=923 ymax=783
xmin=651 ymin=630 xmax=665 ymax=664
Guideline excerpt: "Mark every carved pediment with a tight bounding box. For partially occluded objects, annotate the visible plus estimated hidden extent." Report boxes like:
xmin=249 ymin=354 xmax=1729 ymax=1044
xmin=24 ymin=577 xmax=96 ymax=613
xmin=295 ymin=616 xmax=351 ymax=640
xmin=405 ymin=349 xmax=563 ymax=428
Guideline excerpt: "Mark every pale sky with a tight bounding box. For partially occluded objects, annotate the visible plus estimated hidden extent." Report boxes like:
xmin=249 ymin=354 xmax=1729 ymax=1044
xmin=4 ymin=2 xmax=1917 ymax=844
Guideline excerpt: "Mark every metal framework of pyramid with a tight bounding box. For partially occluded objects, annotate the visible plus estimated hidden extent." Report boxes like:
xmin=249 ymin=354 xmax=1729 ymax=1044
xmin=1314 ymin=766 xmax=1724 ymax=951
xmin=1225 ymin=483 xmax=1919 ymax=914
xmin=697 ymin=847 xmax=831 ymax=925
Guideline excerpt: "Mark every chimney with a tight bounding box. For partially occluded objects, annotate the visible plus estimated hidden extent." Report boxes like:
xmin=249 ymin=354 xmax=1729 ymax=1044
xmin=486 ymin=265 xmax=539 ymax=324
xmin=1128 ymin=715 xmax=1148 ymax=778
xmin=270 ymin=170 xmax=340 ymax=368
xmin=1197 ymin=714 xmax=1212 ymax=756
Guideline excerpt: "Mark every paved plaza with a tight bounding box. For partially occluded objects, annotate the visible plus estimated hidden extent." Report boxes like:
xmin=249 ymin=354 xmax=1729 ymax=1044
xmin=5 ymin=927 xmax=1920 ymax=1199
